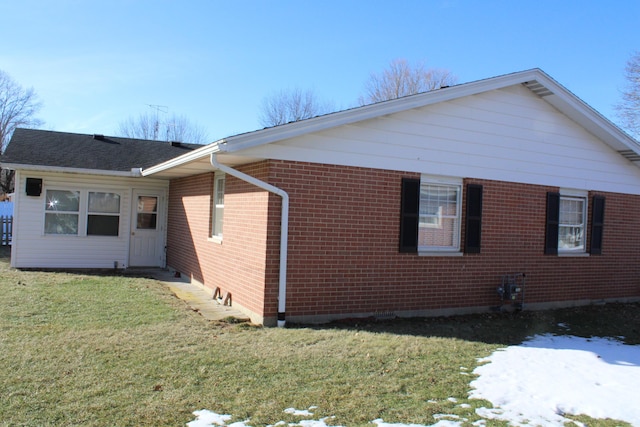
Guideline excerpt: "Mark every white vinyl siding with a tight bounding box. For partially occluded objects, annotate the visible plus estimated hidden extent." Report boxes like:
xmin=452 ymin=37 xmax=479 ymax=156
xmin=240 ymin=85 xmax=640 ymax=196
xmin=11 ymin=170 xmax=168 ymax=269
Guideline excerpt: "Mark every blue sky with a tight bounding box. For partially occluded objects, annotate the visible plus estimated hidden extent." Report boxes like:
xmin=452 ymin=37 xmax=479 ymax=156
xmin=1 ymin=0 xmax=638 ymax=143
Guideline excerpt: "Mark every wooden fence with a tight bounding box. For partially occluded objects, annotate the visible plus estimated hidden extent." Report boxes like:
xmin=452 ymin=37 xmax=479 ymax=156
xmin=1 ymin=216 xmax=12 ymax=246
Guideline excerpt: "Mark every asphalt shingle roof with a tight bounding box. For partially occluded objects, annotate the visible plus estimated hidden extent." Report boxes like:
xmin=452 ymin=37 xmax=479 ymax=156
xmin=1 ymin=128 xmax=201 ymax=172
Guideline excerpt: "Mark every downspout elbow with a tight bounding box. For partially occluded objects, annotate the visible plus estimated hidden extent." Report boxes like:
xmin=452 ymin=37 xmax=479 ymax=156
xmin=210 ymin=154 xmax=289 ymax=327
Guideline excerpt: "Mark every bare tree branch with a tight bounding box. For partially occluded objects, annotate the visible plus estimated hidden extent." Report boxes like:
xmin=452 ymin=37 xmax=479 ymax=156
xmin=0 ymin=69 xmax=43 ymax=194
xmin=615 ymin=51 xmax=640 ymax=139
xmin=116 ymin=111 xmax=209 ymax=144
xmin=358 ymin=59 xmax=457 ymax=105
xmin=259 ymin=88 xmax=334 ymax=127
xmin=0 ymin=70 xmax=43 ymax=153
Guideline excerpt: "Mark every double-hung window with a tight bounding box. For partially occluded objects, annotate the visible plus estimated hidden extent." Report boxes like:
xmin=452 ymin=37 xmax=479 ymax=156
xmin=558 ymin=194 xmax=586 ymax=252
xmin=418 ymin=178 xmax=462 ymax=252
xmin=211 ymin=173 xmax=225 ymax=240
xmin=400 ymin=175 xmax=468 ymax=254
xmin=545 ymin=189 xmax=605 ymax=255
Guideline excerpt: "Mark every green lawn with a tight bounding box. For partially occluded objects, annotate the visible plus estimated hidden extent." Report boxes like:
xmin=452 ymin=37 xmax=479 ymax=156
xmin=0 ymin=246 xmax=638 ymax=427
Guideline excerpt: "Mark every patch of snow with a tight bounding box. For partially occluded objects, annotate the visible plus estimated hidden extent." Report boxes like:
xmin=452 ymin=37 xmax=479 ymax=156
xmin=187 ymin=410 xmax=233 ymax=427
xmin=470 ymin=334 xmax=640 ymax=426
xmin=371 ymin=419 xmax=431 ymax=427
xmin=296 ymin=417 xmax=342 ymax=427
xmin=284 ymin=407 xmax=315 ymax=416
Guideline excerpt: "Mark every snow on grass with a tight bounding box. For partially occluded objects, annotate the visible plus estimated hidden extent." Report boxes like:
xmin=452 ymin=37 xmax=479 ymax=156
xmin=284 ymin=406 xmax=318 ymax=417
xmin=187 ymin=334 xmax=640 ymax=427
xmin=470 ymin=334 xmax=640 ymax=426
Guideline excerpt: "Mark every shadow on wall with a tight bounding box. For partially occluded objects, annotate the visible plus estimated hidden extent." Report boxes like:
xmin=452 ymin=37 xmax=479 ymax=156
xmin=166 ymin=177 xmax=207 ymax=285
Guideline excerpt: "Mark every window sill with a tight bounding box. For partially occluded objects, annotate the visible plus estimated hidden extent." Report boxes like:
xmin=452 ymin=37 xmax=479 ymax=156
xmin=558 ymin=251 xmax=590 ymax=257
xmin=418 ymin=250 xmax=463 ymax=257
xmin=208 ymin=236 xmax=223 ymax=245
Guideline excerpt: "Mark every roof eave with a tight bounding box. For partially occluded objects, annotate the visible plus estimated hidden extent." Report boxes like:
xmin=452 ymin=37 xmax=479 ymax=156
xmin=0 ymin=163 xmax=143 ymax=177
xmin=528 ymin=71 xmax=640 ymax=153
xmin=140 ymin=140 xmax=225 ymax=177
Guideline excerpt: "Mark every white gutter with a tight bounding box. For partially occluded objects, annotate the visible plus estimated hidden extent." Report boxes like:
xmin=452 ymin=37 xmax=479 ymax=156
xmin=210 ymin=154 xmax=289 ymax=327
xmin=0 ymin=163 xmax=143 ymax=177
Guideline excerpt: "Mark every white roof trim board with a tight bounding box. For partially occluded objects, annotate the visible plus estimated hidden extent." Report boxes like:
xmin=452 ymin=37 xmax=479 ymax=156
xmin=141 ymin=68 xmax=640 ymax=178
xmin=2 ymin=163 xmax=142 ymax=177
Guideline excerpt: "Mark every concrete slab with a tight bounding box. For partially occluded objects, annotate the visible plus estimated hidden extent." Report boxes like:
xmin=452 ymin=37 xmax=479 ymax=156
xmin=146 ymin=269 xmax=250 ymax=322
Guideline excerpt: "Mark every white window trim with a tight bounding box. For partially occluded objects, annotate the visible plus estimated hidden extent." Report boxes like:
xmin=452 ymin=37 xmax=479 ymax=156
xmin=43 ymin=187 xmax=124 ymax=238
xmin=558 ymin=188 xmax=588 ymax=255
xmin=418 ymin=175 xmax=463 ymax=255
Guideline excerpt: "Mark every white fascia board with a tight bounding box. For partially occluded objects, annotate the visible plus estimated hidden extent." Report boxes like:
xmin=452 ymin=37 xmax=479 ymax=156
xmin=535 ymin=73 xmax=640 ymax=152
xmin=0 ymin=163 xmax=141 ymax=177
xmin=141 ymin=141 xmax=224 ymax=176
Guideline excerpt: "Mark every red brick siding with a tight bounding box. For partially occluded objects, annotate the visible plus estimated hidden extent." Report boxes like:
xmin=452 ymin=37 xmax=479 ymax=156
xmin=267 ymin=160 xmax=640 ymax=320
xmin=167 ymin=164 xmax=275 ymax=318
xmin=169 ymin=159 xmax=640 ymax=324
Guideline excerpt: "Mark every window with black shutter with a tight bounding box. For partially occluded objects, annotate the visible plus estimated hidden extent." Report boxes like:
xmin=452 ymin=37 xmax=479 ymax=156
xmin=399 ymin=178 xmax=420 ymax=253
xmin=545 ymin=192 xmax=560 ymax=255
xmin=464 ymin=184 xmax=483 ymax=253
xmin=590 ymin=195 xmax=605 ymax=255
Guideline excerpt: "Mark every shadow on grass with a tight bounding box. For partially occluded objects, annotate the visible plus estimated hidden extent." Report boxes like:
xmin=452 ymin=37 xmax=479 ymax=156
xmin=3 ymin=243 xmax=638 ymax=348
xmin=0 ymin=245 xmax=10 ymax=260
xmin=291 ymin=302 xmax=640 ymax=347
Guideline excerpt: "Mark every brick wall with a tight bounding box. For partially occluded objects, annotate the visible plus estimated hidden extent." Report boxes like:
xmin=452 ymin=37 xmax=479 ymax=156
xmin=169 ymin=159 xmax=640 ymax=325
xmin=268 ymin=160 xmax=640 ymax=322
xmin=167 ymin=163 xmax=277 ymax=322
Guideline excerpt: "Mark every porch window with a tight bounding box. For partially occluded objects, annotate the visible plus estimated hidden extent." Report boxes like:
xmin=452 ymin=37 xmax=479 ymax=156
xmin=87 ymin=192 xmax=121 ymax=236
xmin=211 ymin=173 xmax=225 ymax=239
xmin=45 ymin=189 xmax=80 ymax=235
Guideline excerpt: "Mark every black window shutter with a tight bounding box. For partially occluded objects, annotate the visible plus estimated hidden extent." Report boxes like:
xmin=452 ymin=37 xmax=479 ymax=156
xmin=590 ymin=195 xmax=605 ymax=255
xmin=464 ymin=184 xmax=483 ymax=253
xmin=545 ymin=192 xmax=560 ymax=255
xmin=399 ymin=178 xmax=420 ymax=253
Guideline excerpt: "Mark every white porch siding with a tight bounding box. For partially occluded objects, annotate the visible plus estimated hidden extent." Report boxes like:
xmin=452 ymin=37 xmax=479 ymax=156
xmin=11 ymin=171 xmax=168 ymax=269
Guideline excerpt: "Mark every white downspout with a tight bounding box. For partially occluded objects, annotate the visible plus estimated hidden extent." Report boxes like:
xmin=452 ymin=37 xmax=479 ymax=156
xmin=210 ymin=154 xmax=289 ymax=327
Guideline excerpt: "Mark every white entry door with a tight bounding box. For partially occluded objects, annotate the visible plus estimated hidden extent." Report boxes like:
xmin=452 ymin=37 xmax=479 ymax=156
xmin=129 ymin=190 xmax=165 ymax=267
